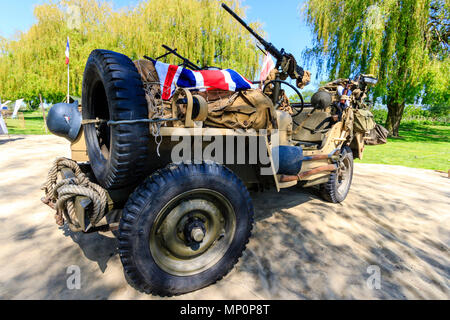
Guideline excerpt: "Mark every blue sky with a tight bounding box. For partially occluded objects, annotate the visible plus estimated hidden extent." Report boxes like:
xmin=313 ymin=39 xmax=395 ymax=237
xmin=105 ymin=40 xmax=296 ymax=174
xmin=0 ymin=0 xmax=321 ymax=87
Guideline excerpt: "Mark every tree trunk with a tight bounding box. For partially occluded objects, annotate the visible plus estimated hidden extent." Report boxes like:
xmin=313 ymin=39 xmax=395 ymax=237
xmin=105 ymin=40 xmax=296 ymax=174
xmin=385 ymin=100 xmax=405 ymax=137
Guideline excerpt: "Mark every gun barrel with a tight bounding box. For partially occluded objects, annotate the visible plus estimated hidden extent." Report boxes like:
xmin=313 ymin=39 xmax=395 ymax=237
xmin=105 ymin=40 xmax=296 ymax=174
xmin=221 ymin=2 xmax=304 ymax=80
xmin=221 ymin=4 xmax=262 ymax=43
xmin=221 ymin=3 xmax=282 ymax=60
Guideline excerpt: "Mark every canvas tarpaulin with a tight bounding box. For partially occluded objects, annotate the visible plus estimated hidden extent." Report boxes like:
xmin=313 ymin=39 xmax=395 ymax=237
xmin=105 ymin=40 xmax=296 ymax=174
xmin=365 ymin=124 xmax=389 ymax=145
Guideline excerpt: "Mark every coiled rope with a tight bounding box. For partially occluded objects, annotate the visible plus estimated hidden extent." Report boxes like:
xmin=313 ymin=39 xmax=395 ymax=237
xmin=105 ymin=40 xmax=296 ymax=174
xmin=41 ymin=158 xmax=108 ymax=231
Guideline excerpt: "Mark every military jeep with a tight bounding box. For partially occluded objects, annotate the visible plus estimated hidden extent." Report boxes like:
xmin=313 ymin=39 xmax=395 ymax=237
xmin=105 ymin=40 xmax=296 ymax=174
xmin=41 ymin=4 xmax=379 ymax=296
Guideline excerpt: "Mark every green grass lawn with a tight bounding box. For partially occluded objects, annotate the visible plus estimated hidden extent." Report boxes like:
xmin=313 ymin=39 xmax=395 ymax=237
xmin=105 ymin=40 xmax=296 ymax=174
xmin=356 ymin=123 xmax=449 ymax=171
xmin=3 ymin=110 xmax=50 ymax=135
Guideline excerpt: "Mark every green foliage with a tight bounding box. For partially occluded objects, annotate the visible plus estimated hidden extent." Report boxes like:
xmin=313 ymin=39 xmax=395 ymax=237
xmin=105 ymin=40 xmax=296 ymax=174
xmin=289 ymin=89 xmax=315 ymax=103
xmin=421 ymin=56 xmax=450 ymax=113
xmin=371 ymin=105 xmax=388 ymax=124
xmin=302 ymin=0 xmax=449 ymax=111
xmin=371 ymin=104 xmax=449 ymax=125
xmin=0 ymin=0 xmax=263 ymax=105
xmin=3 ymin=110 xmax=50 ymax=135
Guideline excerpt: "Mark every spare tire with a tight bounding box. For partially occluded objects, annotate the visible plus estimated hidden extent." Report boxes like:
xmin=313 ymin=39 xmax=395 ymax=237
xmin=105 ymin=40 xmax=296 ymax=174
xmin=82 ymin=49 xmax=150 ymax=189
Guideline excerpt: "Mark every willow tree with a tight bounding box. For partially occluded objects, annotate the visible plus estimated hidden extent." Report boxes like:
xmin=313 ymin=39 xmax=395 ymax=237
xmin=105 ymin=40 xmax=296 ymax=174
xmin=303 ymin=0 xmax=449 ymax=136
xmin=0 ymin=0 xmax=263 ymax=106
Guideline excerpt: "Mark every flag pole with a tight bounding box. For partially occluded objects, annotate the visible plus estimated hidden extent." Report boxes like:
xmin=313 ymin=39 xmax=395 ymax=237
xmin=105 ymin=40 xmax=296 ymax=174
xmin=67 ymin=61 xmax=70 ymax=103
xmin=66 ymin=37 xmax=70 ymax=103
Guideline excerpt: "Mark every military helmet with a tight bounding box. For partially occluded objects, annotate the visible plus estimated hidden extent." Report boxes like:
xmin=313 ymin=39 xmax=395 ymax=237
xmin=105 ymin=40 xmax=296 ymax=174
xmin=46 ymin=101 xmax=82 ymax=142
xmin=311 ymin=90 xmax=332 ymax=109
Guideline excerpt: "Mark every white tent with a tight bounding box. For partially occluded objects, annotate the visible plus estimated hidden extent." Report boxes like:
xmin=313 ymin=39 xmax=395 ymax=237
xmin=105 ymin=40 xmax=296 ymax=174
xmin=0 ymin=99 xmax=10 ymax=135
xmin=0 ymin=113 xmax=8 ymax=135
xmin=12 ymin=99 xmax=24 ymax=119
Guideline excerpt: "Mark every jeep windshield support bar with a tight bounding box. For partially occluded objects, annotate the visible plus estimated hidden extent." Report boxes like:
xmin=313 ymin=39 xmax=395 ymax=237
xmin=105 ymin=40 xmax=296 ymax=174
xmin=144 ymin=45 xmax=201 ymax=71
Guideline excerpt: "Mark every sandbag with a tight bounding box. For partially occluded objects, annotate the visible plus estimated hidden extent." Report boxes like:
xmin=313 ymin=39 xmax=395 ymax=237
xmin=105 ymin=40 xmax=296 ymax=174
xmin=353 ymin=109 xmax=376 ymax=133
xmin=365 ymin=124 xmax=389 ymax=145
xmin=205 ymin=89 xmax=275 ymax=130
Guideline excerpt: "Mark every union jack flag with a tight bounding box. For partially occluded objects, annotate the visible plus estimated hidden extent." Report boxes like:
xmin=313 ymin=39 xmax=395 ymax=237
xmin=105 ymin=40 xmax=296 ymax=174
xmin=150 ymin=59 xmax=255 ymax=100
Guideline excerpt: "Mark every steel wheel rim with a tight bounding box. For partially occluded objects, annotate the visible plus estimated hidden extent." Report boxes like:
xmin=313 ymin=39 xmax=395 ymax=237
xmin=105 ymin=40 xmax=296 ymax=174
xmin=336 ymin=153 xmax=351 ymax=196
xmin=149 ymin=189 xmax=236 ymax=276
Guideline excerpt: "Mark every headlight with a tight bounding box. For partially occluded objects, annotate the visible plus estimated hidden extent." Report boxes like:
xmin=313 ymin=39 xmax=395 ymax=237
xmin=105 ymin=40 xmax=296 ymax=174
xmin=363 ymin=76 xmax=378 ymax=85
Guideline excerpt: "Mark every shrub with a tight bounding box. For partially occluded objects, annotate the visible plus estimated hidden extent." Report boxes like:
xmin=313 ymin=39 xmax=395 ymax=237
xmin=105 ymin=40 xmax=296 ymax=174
xmin=370 ymin=104 xmax=449 ymax=126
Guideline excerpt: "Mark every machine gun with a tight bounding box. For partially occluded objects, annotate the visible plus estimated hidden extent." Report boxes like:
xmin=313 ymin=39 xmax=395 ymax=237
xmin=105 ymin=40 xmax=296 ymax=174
xmin=221 ymin=3 xmax=306 ymax=111
xmin=222 ymin=3 xmax=304 ymax=78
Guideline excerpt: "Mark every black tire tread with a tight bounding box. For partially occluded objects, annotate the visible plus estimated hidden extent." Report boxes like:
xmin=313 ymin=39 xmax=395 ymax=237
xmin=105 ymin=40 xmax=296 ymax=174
xmin=82 ymin=49 xmax=150 ymax=189
xmin=118 ymin=162 xmax=254 ymax=296
xmin=320 ymin=146 xmax=353 ymax=203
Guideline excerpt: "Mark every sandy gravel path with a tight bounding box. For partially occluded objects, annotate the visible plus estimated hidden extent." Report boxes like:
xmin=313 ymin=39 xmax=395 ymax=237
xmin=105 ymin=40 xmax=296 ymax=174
xmin=0 ymin=135 xmax=448 ymax=299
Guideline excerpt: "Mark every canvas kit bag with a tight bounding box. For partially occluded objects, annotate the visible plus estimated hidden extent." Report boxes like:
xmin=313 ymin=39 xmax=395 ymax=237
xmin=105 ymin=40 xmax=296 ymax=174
xmin=205 ymin=89 xmax=275 ymax=130
xmin=353 ymin=108 xmax=376 ymax=133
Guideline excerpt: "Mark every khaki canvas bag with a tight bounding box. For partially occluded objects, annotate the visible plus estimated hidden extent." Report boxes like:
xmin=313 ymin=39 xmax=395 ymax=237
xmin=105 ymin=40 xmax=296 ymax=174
xmin=353 ymin=109 xmax=376 ymax=133
xmin=205 ymin=89 xmax=275 ymax=130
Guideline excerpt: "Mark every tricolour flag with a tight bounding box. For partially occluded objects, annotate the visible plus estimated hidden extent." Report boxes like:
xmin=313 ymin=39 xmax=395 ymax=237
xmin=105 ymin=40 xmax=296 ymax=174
xmin=65 ymin=37 xmax=70 ymax=65
xmin=150 ymin=59 xmax=255 ymax=100
xmin=259 ymin=53 xmax=275 ymax=82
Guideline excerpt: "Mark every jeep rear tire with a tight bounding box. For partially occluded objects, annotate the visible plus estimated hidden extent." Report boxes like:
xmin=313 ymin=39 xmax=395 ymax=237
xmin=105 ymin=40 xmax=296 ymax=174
xmin=118 ymin=162 xmax=254 ymax=296
xmin=82 ymin=49 xmax=150 ymax=190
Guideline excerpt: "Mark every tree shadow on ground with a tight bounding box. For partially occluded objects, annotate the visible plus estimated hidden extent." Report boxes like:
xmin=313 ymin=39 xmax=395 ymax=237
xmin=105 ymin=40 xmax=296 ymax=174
xmin=234 ymin=183 xmax=450 ymax=299
xmin=251 ymin=186 xmax=320 ymax=222
xmin=0 ymin=137 xmax=24 ymax=145
xmin=14 ymin=179 xmax=445 ymax=300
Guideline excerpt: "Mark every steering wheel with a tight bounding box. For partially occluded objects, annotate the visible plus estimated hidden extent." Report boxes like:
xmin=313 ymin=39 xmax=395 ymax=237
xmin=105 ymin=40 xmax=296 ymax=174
xmin=262 ymin=79 xmax=305 ymax=117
